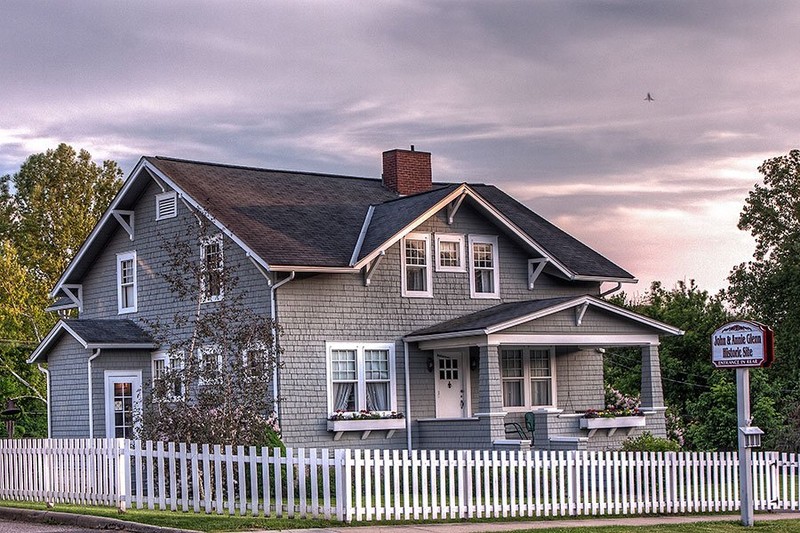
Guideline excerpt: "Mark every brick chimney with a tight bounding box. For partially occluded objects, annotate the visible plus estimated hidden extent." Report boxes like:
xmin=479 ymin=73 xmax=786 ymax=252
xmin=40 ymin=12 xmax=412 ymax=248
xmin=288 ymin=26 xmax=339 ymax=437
xmin=382 ymin=146 xmax=432 ymax=195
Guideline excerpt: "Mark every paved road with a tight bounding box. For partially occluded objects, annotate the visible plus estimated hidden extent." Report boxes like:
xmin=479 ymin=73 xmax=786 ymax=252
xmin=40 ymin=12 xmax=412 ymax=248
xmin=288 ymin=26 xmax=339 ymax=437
xmin=0 ymin=519 xmax=97 ymax=533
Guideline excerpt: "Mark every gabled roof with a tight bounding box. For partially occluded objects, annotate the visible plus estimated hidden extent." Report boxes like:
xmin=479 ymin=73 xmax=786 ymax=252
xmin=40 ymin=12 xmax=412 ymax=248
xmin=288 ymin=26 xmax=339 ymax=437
xmin=404 ymin=295 xmax=683 ymax=342
xmin=28 ymin=319 xmax=156 ymax=363
xmin=51 ymin=155 xmax=635 ymax=295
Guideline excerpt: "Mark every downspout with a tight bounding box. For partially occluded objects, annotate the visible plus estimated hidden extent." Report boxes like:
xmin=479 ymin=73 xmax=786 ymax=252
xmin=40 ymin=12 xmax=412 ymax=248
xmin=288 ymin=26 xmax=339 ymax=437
xmin=270 ymin=272 xmax=295 ymax=421
xmin=87 ymin=349 xmax=101 ymax=438
xmin=404 ymin=341 xmax=412 ymax=452
xmin=37 ymin=364 xmax=51 ymax=439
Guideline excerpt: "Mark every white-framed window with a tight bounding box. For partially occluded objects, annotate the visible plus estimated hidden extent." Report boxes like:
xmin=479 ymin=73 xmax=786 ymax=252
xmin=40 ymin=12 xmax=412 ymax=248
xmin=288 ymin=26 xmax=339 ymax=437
xmin=242 ymin=345 xmax=268 ymax=381
xmin=155 ymin=191 xmax=177 ymax=221
xmin=469 ymin=235 xmax=500 ymax=298
xmin=435 ymin=234 xmax=465 ymax=272
xmin=200 ymin=234 xmax=224 ymax=302
xmin=197 ymin=346 xmax=222 ymax=385
xmin=116 ymin=251 xmax=137 ymax=314
xmin=151 ymin=351 xmax=184 ymax=400
xmin=401 ymin=232 xmax=432 ymax=297
xmin=500 ymin=346 xmax=556 ymax=409
xmin=326 ymin=342 xmax=396 ymax=414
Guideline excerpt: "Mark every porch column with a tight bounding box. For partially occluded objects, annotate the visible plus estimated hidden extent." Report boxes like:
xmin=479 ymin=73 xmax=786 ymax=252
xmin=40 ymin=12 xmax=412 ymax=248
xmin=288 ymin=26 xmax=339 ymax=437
xmin=640 ymin=344 xmax=667 ymax=437
xmin=640 ymin=344 xmax=664 ymax=409
xmin=477 ymin=344 xmax=505 ymax=443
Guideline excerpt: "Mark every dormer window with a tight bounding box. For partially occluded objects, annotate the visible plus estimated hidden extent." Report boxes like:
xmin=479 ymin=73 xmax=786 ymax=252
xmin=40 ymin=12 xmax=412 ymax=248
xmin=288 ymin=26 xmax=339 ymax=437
xmin=401 ymin=233 xmax=432 ymax=297
xmin=200 ymin=234 xmax=223 ymax=302
xmin=469 ymin=235 xmax=500 ymax=299
xmin=155 ymin=191 xmax=177 ymax=221
xmin=116 ymin=251 xmax=137 ymax=314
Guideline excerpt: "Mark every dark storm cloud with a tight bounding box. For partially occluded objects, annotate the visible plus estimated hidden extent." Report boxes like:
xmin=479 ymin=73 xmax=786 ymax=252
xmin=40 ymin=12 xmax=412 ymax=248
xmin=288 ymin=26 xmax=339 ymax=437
xmin=2 ymin=0 xmax=799 ymax=291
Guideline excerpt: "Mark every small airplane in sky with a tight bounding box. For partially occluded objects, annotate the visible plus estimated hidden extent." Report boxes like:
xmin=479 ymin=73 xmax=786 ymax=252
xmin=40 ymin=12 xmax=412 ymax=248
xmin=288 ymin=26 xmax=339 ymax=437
xmin=645 ymin=92 xmax=654 ymax=102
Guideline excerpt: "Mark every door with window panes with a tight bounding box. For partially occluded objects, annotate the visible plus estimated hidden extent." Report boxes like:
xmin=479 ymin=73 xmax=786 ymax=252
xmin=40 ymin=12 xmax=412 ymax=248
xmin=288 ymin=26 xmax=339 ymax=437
xmin=435 ymin=351 xmax=466 ymax=418
xmin=105 ymin=371 xmax=141 ymax=438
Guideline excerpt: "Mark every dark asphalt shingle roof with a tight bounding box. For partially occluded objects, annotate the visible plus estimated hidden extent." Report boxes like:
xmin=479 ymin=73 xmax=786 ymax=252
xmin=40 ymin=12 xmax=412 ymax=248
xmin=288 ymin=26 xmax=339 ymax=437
xmin=63 ymin=319 xmax=154 ymax=345
xmin=143 ymin=157 xmax=633 ymax=279
xmin=407 ymin=297 xmax=577 ymax=337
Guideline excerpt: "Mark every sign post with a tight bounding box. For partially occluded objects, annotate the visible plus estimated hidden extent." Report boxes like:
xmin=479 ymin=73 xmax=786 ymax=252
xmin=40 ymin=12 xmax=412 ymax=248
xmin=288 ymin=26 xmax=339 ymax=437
xmin=711 ymin=321 xmax=774 ymax=527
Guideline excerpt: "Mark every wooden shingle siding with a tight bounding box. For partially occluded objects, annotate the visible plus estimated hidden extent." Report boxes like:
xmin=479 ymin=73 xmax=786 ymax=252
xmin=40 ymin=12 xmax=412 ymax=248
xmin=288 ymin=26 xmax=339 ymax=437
xmin=277 ymin=204 xmax=604 ymax=449
xmin=47 ymin=335 xmax=91 ymax=438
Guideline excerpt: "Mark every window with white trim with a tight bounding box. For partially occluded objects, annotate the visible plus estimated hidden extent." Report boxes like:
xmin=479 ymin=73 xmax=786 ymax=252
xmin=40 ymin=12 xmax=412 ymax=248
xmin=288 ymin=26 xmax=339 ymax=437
xmin=151 ymin=351 xmax=184 ymax=399
xmin=116 ymin=251 xmax=137 ymax=314
xmin=327 ymin=342 xmax=396 ymax=414
xmin=197 ymin=346 xmax=222 ymax=385
xmin=155 ymin=191 xmax=177 ymax=220
xmin=435 ymin=234 xmax=465 ymax=272
xmin=242 ymin=345 xmax=268 ymax=381
xmin=201 ymin=234 xmax=223 ymax=302
xmin=401 ymin=233 xmax=432 ymax=297
xmin=500 ymin=346 xmax=555 ymax=409
xmin=469 ymin=235 xmax=500 ymax=298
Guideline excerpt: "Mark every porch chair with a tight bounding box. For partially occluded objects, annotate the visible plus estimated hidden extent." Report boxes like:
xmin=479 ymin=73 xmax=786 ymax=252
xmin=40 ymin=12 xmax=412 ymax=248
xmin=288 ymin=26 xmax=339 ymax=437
xmin=524 ymin=411 xmax=535 ymax=445
xmin=504 ymin=421 xmax=528 ymax=440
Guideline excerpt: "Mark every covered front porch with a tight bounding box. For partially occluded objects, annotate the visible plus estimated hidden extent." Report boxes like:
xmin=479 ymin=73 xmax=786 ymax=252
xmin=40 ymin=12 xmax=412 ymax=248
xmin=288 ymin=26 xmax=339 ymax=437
xmin=404 ymin=295 xmax=682 ymax=451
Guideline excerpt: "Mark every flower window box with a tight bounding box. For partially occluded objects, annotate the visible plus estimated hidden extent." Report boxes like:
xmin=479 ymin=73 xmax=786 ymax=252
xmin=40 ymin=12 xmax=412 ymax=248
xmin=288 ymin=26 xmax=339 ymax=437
xmin=579 ymin=416 xmax=645 ymax=438
xmin=327 ymin=418 xmax=406 ymax=441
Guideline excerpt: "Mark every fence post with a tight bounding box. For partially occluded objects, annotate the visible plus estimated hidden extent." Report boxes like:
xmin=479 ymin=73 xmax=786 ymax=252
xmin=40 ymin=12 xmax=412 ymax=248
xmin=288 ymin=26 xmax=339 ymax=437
xmin=115 ymin=438 xmax=128 ymax=512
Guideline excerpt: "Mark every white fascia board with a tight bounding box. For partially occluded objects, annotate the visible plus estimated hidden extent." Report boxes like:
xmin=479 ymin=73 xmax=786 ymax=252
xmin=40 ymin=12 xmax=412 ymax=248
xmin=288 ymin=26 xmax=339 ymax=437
xmin=27 ymin=320 xmax=89 ymax=363
xmin=352 ymin=185 xmax=470 ymax=270
xmin=349 ymin=205 xmax=375 ymax=266
xmin=403 ymin=328 xmax=487 ymax=343
xmin=269 ymin=265 xmax=360 ymax=273
xmin=573 ymin=275 xmax=638 ymax=284
xmin=585 ymin=297 xmax=685 ymax=336
xmin=488 ymin=333 xmax=661 ymax=346
xmin=143 ymin=162 xmax=272 ymax=274
xmin=50 ymin=157 xmax=150 ymax=297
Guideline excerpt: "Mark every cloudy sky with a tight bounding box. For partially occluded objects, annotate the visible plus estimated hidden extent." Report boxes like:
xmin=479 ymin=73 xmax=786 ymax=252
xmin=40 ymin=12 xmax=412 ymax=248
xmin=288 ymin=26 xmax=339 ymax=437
xmin=2 ymin=1 xmax=797 ymax=296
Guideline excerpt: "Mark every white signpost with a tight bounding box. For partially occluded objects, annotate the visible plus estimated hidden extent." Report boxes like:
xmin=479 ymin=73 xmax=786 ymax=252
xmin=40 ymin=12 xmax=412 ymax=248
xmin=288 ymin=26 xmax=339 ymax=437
xmin=711 ymin=321 xmax=774 ymax=527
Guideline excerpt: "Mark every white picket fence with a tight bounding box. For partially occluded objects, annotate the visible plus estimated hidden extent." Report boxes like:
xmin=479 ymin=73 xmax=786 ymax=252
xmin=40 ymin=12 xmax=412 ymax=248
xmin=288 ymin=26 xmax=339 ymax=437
xmin=0 ymin=439 xmax=798 ymax=522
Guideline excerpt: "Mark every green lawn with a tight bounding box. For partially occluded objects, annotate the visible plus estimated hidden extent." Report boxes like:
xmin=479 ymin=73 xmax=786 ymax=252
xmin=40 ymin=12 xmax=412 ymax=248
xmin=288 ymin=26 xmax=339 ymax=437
xmin=2 ymin=500 xmax=800 ymax=532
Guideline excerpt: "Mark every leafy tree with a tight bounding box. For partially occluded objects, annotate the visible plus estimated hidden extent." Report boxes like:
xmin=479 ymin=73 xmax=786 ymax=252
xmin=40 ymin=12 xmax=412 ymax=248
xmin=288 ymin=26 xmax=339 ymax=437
xmin=139 ymin=224 xmax=282 ymax=447
xmin=728 ymin=149 xmax=800 ymax=450
xmin=604 ymin=280 xmax=733 ymax=449
xmin=0 ymin=144 xmax=122 ymax=436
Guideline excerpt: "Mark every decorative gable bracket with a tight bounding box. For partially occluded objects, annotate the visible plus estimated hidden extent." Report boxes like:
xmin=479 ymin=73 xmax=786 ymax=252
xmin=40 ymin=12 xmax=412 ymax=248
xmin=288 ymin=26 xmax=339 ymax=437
xmin=446 ymin=192 xmax=467 ymax=225
xmin=528 ymin=258 xmax=549 ymax=290
xmin=363 ymin=251 xmax=385 ymax=286
xmin=575 ymin=302 xmax=589 ymax=327
xmin=112 ymin=210 xmax=135 ymax=240
xmin=62 ymin=284 xmax=83 ymax=313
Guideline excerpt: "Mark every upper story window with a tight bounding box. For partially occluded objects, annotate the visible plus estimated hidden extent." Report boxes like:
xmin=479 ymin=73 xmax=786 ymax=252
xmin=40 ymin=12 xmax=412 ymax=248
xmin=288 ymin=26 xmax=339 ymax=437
xmin=500 ymin=346 xmax=556 ymax=410
xmin=469 ymin=235 xmax=500 ymax=299
xmin=155 ymin=191 xmax=177 ymax=221
xmin=435 ymin=234 xmax=465 ymax=272
xmin=200 ymin=234 xmax=223 ymax=302
xmin=327 ymin=342 xmax=396 ymax=414
xmin=116 ymin=251 xmax=137 ymax=314
xmin=401 ymin=232 xmax=432 ymax=297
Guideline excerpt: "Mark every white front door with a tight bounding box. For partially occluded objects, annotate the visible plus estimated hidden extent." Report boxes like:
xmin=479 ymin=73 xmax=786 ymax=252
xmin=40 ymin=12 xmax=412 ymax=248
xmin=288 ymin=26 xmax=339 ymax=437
xmin=105 ymin=371 xmax=142 ymax=439
xmin=435 ymin=351 xmax=467 ymax=418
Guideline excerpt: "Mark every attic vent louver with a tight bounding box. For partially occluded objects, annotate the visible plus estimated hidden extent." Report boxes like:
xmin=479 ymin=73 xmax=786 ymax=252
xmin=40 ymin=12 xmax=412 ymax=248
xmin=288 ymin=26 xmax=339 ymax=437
xmin=156 ymin=191 xmax=177 ymax=220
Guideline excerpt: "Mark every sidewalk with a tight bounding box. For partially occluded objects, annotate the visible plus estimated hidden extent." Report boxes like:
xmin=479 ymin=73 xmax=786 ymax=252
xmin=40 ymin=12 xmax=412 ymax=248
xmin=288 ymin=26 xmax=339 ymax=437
xmin=1 ymin=506 xmax=798 ymax=533
xmin=281 ymin=512 xmax=800 ymax=533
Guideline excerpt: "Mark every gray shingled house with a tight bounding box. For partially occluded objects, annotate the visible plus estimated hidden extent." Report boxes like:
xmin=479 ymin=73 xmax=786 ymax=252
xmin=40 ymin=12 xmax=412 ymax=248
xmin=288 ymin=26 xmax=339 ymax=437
xmin=28 ymin=148 xmax=681 ymax=451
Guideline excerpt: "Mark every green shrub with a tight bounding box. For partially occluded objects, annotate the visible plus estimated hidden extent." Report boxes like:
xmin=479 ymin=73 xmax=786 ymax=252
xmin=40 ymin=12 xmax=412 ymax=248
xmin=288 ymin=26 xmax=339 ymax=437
xmin=621 ymin=431 xmax=681 ymax=452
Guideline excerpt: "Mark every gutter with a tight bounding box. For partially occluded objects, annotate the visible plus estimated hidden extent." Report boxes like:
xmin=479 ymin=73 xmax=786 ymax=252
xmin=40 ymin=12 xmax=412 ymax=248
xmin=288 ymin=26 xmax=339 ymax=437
xmin=404 ymin=341 xmax=412 ymax=452
xmin=87 ymin=349 xmax=101 ymax=438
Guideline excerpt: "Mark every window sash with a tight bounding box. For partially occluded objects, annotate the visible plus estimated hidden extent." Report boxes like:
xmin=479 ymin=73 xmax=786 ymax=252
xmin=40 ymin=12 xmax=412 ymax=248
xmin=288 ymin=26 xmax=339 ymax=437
xmin=435 ymin=234 xmax=465 ymax=272
xmin=468 ymin=236 xmax=499 ymax=298
xmin=328 ymin=343 xmax=395 ymax=414
xmin=402 ymin=234 xmax=432 ymax=296
xmin=500 ymin=347 xmax=555 ymax=408
xmin=201 ymin=235 xmax=223 ymax=302
xmin=117 ymin=252 xmax=137 ymax=313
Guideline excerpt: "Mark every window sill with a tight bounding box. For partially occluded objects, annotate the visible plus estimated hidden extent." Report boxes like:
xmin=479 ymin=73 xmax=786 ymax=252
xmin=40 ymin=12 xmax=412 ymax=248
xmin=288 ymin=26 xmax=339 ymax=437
xmin=327 ymin=418 xmax=405 ymax=441
xmin=579 ymin=416 xmax=645 ymax=437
